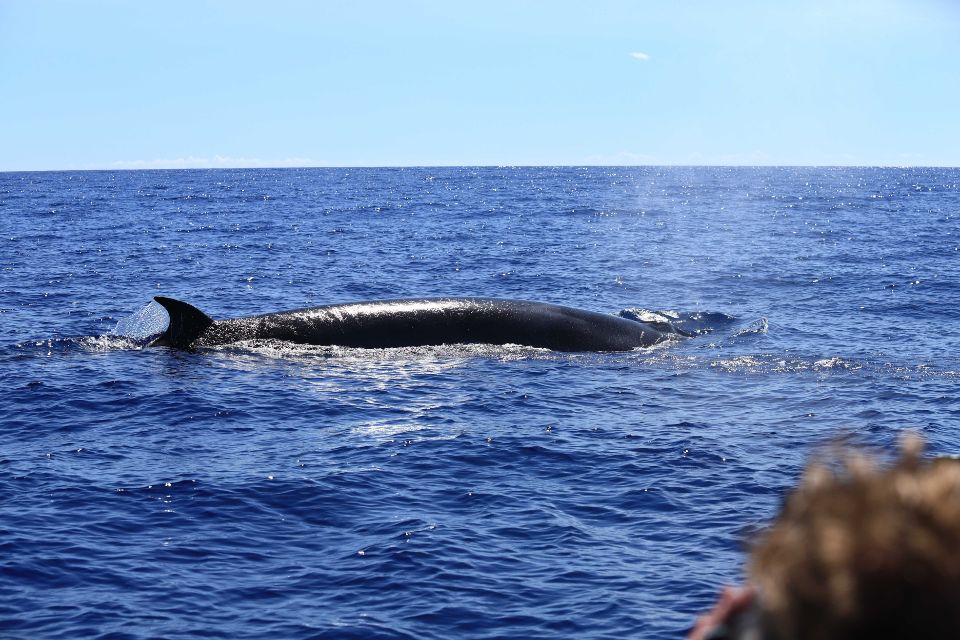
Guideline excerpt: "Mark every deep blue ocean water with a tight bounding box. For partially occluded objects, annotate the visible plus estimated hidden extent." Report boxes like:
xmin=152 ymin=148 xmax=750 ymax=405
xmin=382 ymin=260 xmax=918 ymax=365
xmin=1 ymin=166 xmax=958 ymax=639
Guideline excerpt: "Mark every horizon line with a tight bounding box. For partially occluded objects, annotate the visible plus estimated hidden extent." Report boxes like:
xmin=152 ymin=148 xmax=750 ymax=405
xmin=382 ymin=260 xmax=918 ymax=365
xmin=3 ymin=163 xmax=959 ymax=174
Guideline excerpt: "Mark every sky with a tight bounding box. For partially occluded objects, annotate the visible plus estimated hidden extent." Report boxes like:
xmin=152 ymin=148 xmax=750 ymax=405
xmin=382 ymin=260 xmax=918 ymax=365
xmin=1 ymin=0 xmax=959 ymax=170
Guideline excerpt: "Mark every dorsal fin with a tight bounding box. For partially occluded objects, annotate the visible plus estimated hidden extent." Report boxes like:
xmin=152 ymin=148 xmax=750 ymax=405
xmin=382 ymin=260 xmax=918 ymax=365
xmin=152 ymin=297 xmax=214 ymax=348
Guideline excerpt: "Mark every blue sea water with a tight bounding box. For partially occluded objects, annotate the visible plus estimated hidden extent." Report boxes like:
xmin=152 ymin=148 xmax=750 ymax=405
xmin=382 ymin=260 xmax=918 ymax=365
xmin=1 ymin=166 xmax=958 ymax=639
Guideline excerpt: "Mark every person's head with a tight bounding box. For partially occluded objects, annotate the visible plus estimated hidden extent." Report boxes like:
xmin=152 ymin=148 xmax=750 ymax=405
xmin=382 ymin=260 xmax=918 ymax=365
xmin=748 ymin=435 xmax=960 ymax=640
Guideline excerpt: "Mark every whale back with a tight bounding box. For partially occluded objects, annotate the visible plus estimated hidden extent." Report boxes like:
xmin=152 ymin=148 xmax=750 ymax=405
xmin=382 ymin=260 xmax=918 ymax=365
xmin=152 ymin=297 xmax=214 ymax=348
xmin=147 ymin=296 xmax=674 ymax=351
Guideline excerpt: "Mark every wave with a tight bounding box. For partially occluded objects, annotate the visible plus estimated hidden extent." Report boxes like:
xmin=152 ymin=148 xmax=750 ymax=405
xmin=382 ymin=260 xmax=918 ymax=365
xmin=10 ymin=335 xmax=150 ymax=356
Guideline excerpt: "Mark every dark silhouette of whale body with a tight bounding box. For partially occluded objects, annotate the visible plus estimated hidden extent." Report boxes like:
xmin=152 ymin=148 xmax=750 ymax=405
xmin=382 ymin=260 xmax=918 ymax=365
xmin=150 ymin=296 xmax=676 ymax=352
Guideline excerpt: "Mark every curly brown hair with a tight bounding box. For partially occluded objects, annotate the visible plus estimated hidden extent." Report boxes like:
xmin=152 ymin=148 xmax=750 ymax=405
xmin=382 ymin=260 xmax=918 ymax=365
xmin=748 ymin=435 xmax=960 ymax=640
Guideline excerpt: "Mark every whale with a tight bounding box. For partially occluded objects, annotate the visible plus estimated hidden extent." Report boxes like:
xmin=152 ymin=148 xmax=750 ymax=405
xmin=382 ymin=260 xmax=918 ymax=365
xmin=149 ymin=296 xmax=679 ymax=352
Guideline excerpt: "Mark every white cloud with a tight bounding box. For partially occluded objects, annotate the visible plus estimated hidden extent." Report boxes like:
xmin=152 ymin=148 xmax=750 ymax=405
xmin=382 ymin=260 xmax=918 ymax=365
xmin=97 ymin=155 xmax=317 ymax=170
xmin=630 ymin=52 xmax=650 ymax=61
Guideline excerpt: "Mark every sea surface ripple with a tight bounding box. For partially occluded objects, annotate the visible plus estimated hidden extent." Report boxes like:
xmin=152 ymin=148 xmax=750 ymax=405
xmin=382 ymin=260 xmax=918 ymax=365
xmin=1 ymin=167 xmax=958 ymax=638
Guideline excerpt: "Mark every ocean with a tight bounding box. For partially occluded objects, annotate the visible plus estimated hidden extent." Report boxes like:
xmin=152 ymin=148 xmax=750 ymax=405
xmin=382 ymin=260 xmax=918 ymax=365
xmin=1 ymin=166 xmax=958 ymax=638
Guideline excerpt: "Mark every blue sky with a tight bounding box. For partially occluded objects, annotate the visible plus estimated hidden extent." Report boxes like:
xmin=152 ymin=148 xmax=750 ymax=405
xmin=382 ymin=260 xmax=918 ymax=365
xmin=2 ymin=0 xmax=959 ymax=170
